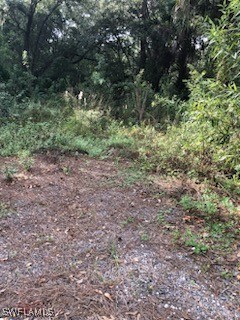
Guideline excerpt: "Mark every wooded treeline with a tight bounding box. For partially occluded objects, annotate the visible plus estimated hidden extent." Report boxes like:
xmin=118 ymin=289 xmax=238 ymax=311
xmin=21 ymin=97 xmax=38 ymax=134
xmin=0 ymin=0 xmax=224 ymax=100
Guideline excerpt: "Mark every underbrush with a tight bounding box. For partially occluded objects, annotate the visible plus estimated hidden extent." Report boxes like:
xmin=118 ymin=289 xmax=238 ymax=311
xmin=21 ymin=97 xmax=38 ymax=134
xmin=0 ymin=99 xmax=239 ymax=198
xmin=174 ymin=190 xmax=240 ymax=261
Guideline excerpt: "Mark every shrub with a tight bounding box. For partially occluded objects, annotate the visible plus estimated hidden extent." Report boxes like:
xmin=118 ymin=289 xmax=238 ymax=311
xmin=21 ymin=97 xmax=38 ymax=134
xmin=0 ymin=83 xmax=14 ymax=120
xmin=18 ymin=150 xmax=34 ymax=171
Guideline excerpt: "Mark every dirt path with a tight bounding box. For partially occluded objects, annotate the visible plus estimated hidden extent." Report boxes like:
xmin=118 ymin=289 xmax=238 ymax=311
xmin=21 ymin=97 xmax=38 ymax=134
xmin=0 ymin=155 xmax=239 ymax=320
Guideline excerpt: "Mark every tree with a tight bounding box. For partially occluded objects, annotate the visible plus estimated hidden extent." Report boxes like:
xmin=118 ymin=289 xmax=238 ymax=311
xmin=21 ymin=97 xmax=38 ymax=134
xmin=2 ymin=0 xmax=103 ymax=89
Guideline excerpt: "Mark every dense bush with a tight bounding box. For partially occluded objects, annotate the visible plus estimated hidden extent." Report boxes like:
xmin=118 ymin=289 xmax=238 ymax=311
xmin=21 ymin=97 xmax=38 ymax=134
xmin=0 ymin=84 xmax=14 ymax=119
xmin=185 ymin=71 xmax=240 ymax=174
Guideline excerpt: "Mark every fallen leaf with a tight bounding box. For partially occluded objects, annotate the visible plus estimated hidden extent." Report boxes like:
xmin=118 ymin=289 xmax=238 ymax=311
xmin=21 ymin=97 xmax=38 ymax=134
xmin=104 ymin=292 xmax=113 ymax=301
xmin=64 ymin=228 xmax=70 ymax=235
xmin=77 ymin=279 xmax=84 ymax=285
xmin=95 ymin=289 xmax=103 ymax=295
xmin=227 ymin=255 xmax=237 ymax=262
xmin=39 ymin=278 xmax=46 ymax=284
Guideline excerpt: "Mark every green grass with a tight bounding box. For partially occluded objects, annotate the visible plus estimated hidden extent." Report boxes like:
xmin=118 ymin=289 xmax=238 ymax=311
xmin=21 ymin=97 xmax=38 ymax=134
xmin=18 ymin=150 xmax=34 ymax=171
xmin=178 ymin=191 xmax=239 ymax=255
xmin=180 ymin=191 xmax=239 ymax=217
xmin=182 ymin=229 xmax=209 ymax=254
xmin=0 ymin=202 xmax=11 ymax=218
xmin=157 ymin=212 xmax=166 ymax=224
xmin=121 ymin=216 xmax=135 ymax=227
xmin=108 ymin=240 xmax=119 ymax=267
xmin=1 ymin=165 xmax=18 ymax=182
xmin=118 ymin=167 xmax=147 ymax=187
xmin=140 ymin=232 xmax=150 ymax=242
xmin=179 ymin=192 xmax=219 ymax=217
xmin=156 ymin=209 xmax=172 ymax=225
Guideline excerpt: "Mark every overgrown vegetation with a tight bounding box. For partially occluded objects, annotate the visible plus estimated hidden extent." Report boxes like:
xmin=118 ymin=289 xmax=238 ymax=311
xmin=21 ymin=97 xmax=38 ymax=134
xmin=0 ymin=1 xmax=239 ymax=235
xmin=176 ymin=190 xmax=239 ymax=256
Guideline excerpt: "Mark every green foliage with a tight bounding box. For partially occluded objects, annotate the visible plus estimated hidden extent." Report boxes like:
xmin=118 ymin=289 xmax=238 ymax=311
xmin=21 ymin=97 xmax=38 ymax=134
xmin=6 ymin=67 xmax=37 ymax=98
xmin=180 ymin=191 xmax=238 ymax=219
xmin=172 ymin=217 xmax=239 ymax=255
xmin=0 ymin=122 xmax=56 ymax=155
xmin=208 ymin=221 xmax=236 ymax=239
xmin=178 ymin=191 xmax=239 ymax=252
xmin=0 ymin=95 xmax=239 ymax=198
xmin=181 ymin=229 xmax=209 ymax=254
xmin=109 ymin=240 xmax=119 ymax=266
xmin=62 ymin=166 xmax=71 ymax=175
xmin=18 ymin=150 xmax=34 ymax=171
xmin=64 ymin=108 xmax=109 ymax=138
xmin=207 ymin=0 xmax=240 ymax=85
xmin=129 ymin=70 xmax=154 ymax=123
xmin=157 ymin=210 xmax=167 ymax=225
xmin=121 ymin=216 xmax=135 ymax=227
xmin=119 ymin=167 xmax=146 ymax=187
xmin=0 ymin=83 xmax=14 ymax=119
xmin=2 ymin=165 xmax=18 ymax=182
xmin=140 ymin=232 xmax=149 ymax=242
xmin=185 ymin=70 xmax=240 ymax=174
xmin=179 ymin=195 xmax=196 ymax=211
xmin=0 ymin=202 xmax=9 ymax=218
xmin=180 ymin=192 xmax=219 ymax=216
xmin=176 ymin=0 xmax=240 ymax=176
xmin=151 ymin=95 xmax=182 ymax=128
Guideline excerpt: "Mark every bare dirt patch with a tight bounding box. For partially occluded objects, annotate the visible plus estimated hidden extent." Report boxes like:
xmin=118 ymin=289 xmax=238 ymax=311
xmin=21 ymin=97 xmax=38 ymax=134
xmin=0 ymin=155 xmax=239 ymax=320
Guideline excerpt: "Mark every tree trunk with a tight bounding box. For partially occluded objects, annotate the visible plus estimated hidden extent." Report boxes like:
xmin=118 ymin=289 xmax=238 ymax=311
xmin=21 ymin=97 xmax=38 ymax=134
xmin=139 ymin=0 xmax=149 ymax=70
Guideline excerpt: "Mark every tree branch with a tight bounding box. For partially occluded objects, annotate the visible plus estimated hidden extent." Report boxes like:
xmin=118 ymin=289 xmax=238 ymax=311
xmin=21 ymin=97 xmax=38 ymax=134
xmin=32 ymin=0 xmax=63 ymax=72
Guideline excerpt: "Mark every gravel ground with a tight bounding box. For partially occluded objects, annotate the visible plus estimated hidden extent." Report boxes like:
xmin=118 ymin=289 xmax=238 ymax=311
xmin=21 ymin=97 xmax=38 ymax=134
xmin=0 ymin=154 xmax=239 ymax=320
